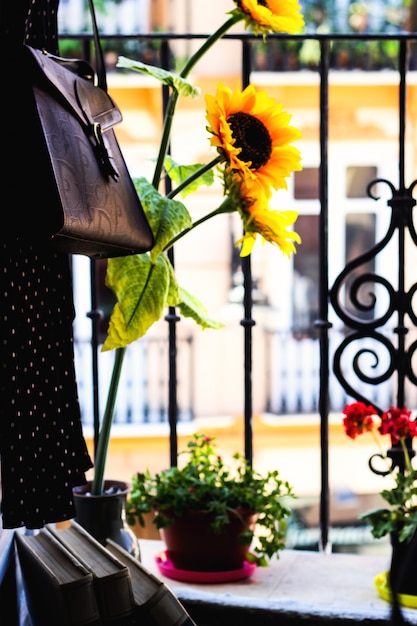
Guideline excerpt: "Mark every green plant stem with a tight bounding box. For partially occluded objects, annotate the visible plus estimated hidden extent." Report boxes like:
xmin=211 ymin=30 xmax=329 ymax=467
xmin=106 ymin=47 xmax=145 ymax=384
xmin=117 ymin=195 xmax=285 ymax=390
xmin=371 ymin=429 xmax=392 ymax=473
xmin=163 ymin=195 xmax=236 ymax=251
xmin=400 ymin=437 xmax=413 ymax=474
xmin=152 ymin=14 xmax=242 ymax=189
xmin=167 ymin=156 xmax=222 ymax=199
xmin=91 ymin=347 xmax=126 ymax=495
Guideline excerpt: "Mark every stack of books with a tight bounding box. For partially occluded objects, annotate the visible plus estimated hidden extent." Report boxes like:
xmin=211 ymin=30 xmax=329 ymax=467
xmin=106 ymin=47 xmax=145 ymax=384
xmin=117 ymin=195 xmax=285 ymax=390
xmin=15 ymin=520 xmax=197 ymax=626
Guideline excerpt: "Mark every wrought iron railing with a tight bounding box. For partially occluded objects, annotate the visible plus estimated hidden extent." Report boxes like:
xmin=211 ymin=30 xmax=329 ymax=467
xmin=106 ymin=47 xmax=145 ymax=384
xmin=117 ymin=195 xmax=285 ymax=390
xmin=317 ymin=36 xmax=417 ymax=551
xmin=75 ymin=327 xmax=417 ymax=426
xmin=65 ymin=29 xmax=417 ymax=552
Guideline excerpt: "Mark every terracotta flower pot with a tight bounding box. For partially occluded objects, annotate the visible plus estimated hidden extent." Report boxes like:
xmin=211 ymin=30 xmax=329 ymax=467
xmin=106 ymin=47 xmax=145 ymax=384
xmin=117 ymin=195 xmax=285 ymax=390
xmin=73 ymin=479 xmax=140 ymax=559
xmin=160 ymin=508 xmax=257 ymax=572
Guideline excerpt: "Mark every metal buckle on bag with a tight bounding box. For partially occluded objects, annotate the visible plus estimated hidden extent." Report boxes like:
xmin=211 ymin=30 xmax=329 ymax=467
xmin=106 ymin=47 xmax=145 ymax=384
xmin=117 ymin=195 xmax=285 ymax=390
xmin=92 ymin=123 xmax=119 ymax=182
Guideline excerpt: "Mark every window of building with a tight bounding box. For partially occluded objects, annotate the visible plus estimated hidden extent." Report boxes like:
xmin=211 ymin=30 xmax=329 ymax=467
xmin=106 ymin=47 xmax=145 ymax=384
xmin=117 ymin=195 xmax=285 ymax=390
xmin=346 ymin=166 xmax=377 ymax=198
xmin=344 ymin=212 xmax=376 ymax=320
xmin=294 ymin=167 xmax=319 ymax=200
xmin=292 ymin=215 xmax=320 ymax=334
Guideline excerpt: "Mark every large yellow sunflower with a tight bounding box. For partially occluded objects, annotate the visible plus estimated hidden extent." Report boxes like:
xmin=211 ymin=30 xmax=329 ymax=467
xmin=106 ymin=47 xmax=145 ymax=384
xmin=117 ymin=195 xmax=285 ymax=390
xmin=231 ymin=0 xmax=305 ymax=36
xmin=235 ymin=183 xmax=301 ymax=257
xmin=205 ymin=83 xmax=302 ymax=197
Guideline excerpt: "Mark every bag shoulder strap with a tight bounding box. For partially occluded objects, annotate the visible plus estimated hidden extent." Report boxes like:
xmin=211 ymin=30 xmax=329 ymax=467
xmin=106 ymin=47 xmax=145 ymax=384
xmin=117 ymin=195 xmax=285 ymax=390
xmin=87 ymin=0 xmax=107 ymax=93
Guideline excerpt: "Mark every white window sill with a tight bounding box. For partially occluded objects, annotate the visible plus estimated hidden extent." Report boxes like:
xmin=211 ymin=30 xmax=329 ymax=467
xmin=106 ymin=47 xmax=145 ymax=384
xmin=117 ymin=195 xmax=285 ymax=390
xmin=139 ymin=539 xmax=417 ymax=625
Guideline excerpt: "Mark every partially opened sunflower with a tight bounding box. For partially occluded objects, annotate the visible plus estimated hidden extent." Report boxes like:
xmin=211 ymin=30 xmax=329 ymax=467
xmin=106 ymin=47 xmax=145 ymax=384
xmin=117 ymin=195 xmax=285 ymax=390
xmin=92 ymin=1 xmax=305 ymax=495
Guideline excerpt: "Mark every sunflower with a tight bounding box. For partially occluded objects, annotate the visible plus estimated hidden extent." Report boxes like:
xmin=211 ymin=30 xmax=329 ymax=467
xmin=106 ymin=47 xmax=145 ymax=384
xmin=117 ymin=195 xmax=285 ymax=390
xmin=231 ymin=0 xmax=304 ymax=36
xmin=205 ymin=83 xmax=302 ymax=197
xmin=227 ymin=176 xmax=301 ymax=257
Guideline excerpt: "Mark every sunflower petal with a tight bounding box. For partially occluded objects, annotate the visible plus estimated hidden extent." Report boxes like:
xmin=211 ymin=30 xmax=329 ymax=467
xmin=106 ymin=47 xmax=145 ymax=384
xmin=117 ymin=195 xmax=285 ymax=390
xmin=231 ymin=0 xmax=305 ymax=36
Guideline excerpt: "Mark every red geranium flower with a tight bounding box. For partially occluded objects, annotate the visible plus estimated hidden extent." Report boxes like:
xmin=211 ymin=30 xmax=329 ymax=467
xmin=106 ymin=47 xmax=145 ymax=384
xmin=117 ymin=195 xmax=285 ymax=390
xmin=379 ymin=406 xmax=417 ymax=444
xmin=342 ymin=401 xmax=377 ymax=439
xmin=341 ymin=403 xmax=417 ymax=542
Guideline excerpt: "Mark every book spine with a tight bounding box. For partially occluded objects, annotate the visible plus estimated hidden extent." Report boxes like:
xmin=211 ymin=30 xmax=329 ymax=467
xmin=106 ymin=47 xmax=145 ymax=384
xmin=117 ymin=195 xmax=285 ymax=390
xmin=59 ymin=581 xmax=103 ymax=626
xmin=140 ymin=586 xmax=197 ymax=626
xmin=92 ymin=571 xmax=134 ymax=622
xmin=45 ymin=524 xmax=134 ymax=622
xmin=15 ymin=534 xmax=102 ymax=626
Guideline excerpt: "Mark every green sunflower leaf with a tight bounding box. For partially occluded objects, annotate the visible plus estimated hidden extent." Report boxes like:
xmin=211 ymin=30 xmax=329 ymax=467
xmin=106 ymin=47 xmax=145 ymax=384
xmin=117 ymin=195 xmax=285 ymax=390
xmin=117 ymin=56 xmax=200 ymax=97
xmin=102 ymin=254 xmax=222 ymax=350
xmin=134 ymin=177 xmax=192 ymax=261
xmin=177 ymin=286 xmax=224 ymax=330
xmin=164 ymin=156 xmax=215 ymax=198
xmin=102 ymin=254 xmax=174 ymax=351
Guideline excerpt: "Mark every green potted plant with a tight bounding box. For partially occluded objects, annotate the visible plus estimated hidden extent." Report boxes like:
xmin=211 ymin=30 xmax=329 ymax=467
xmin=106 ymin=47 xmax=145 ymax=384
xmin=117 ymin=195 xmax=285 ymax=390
xmin=341 ymin=402 xmax=417 ymax=599
xmin=126 ymin=433 xmax=295 ymax=572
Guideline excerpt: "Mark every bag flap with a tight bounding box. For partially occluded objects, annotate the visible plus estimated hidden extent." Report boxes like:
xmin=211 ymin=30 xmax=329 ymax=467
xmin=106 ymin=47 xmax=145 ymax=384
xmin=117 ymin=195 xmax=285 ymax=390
xmin=25 ymin=46 xmax=122 ymax=131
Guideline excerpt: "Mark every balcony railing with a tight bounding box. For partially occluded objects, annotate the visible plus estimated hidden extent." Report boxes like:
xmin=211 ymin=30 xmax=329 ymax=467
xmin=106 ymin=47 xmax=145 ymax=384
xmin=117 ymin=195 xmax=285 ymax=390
xmin=75 ymin=327 xmax=417 ymax=427
xmin=66 ymin=28 xmax=417 ymax=553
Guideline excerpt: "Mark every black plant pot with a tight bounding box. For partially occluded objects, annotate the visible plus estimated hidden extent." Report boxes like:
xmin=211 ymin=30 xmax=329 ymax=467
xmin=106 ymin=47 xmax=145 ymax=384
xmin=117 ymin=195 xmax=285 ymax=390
xmin=389 ymin=530 xmax=417 ymax=597
xmin=73 ymin=479 xmax=140 ymax=559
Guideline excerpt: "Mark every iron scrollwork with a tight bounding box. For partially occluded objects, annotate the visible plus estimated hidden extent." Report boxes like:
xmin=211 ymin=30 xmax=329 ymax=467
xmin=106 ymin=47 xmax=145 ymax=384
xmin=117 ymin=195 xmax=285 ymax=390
xmin=330 ymin=178 xmax=417 ymax=474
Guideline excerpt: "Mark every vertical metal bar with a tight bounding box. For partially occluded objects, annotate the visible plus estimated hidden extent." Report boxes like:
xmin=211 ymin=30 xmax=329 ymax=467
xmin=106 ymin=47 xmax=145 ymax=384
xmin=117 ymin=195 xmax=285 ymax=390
xmin=315 ymin=38 xmax=332 ymax=554
xmin=188 ymin=336 xmax=196 ymax=422
xmin=241 ymin=38 xmax=253 ymax=465
xmin=265 ymin=330 xmax=272 ymax=414
xmin=396 ymin=39 xmax=408 ymax=408
xmin=166 ymin=302 xmax=180 ymax=466
xmin=84 ymin=35 xmax=99 ymax=456
xmin=160 ymin=39 xmax=179 ymax=467
xmin=87 ymin=259 xmax=102 ymax=457
xmin=241 ymin=256 xmax=255 ymax=466
xmin=398 ymin=40 xmax=407 ymax=192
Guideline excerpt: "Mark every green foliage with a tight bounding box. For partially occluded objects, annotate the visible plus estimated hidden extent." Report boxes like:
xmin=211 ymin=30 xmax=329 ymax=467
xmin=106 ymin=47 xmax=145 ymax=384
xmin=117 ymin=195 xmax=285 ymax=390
xmin=102 ymin=179 xmax=222 ymax=351
xmin=176 ymin=287 xmax=224 ymax=330
xmin=116 ymin=56 xmax=200 ymax=97
xmin=360 ymin=469 xmax=417 ymax=544
xmin=164 ymin=156 xmax=215 ymax=198
xmin=126 ymin=433 xmax=296 ymax=566
xmin=134 ymin=178 xmax=193 ymax=261
xmin=103 ymin=254 xmax=174 ymax=350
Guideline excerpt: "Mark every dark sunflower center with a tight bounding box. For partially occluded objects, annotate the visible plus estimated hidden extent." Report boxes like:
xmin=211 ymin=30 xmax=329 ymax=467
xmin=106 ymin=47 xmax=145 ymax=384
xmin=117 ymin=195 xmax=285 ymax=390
xmin=227 ymin=112 xmax=272 ymax=171
xmin=237 ymin=0 xmax=268 ymax=8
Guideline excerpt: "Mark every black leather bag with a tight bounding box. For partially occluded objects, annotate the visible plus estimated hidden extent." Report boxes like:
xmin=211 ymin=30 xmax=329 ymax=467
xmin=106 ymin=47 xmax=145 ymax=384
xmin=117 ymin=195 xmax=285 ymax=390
xmin=20 ymin=1 xmax=153 ymax=258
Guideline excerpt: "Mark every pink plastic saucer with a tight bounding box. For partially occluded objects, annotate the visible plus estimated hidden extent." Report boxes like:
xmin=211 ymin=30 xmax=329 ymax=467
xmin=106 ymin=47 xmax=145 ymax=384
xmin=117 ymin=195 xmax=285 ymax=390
xmin=155 ymin=551 xmax=257 ymax=583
